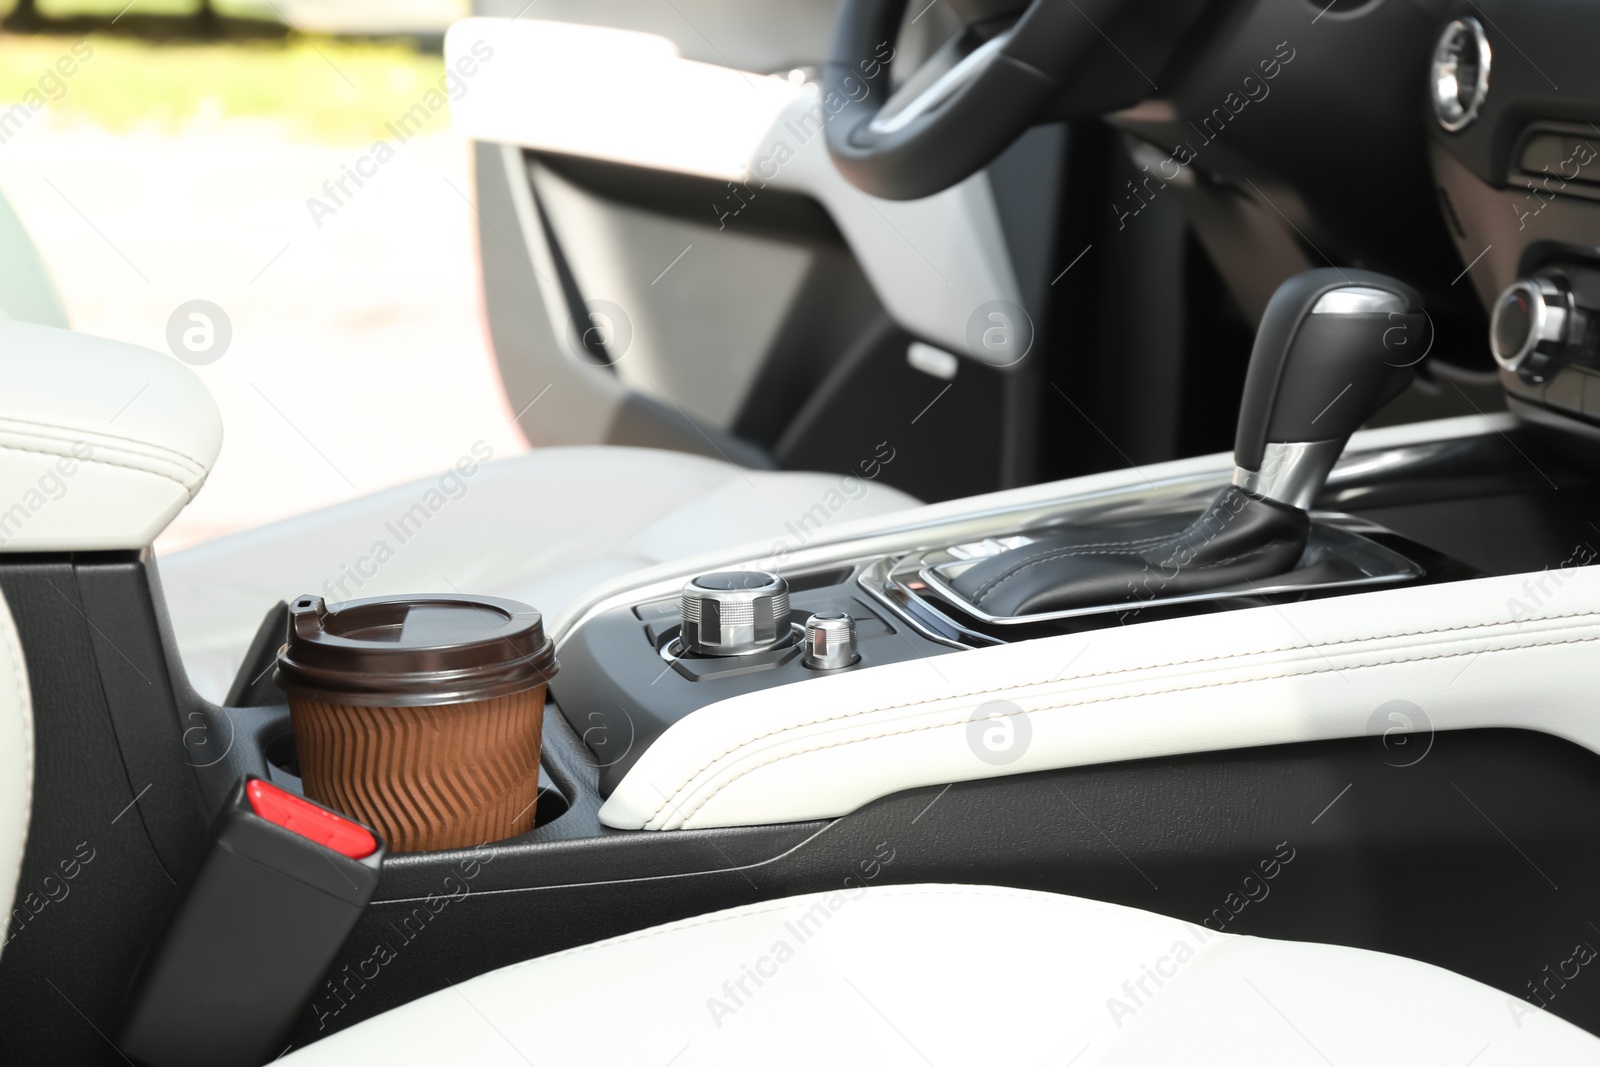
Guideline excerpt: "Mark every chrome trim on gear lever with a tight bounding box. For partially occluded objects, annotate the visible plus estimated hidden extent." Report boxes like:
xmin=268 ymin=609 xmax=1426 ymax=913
xmin=1231 ymin=440 xmax=1347 ymax=511
xmin=1312 ymin=287 xmax=1407 ymax=315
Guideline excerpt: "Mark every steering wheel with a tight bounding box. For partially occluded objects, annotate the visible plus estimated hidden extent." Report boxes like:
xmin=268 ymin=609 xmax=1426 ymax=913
xmin=824 ymin=0 xmax=1197 ymax=200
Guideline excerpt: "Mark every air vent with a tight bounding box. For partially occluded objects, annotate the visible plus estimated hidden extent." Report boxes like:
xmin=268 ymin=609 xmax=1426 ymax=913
xmin=1432 ymin=17 xmax=1492 ymax=132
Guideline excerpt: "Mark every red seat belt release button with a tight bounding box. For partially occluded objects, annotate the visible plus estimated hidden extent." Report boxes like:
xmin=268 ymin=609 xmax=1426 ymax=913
xmin=246 ymin=778 xmax=379 ymax=860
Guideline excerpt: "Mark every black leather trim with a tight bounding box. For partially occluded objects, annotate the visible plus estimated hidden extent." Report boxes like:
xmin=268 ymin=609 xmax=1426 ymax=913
xmin=1233 ymin=268 xmax=1425 ymax=470
xmin=949 ymin=486 xmax=1310 ymax=617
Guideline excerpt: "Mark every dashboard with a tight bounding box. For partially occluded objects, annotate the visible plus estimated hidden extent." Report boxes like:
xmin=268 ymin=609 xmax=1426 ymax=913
xmin=1425 ymin=2 xmax=1600 ymax=452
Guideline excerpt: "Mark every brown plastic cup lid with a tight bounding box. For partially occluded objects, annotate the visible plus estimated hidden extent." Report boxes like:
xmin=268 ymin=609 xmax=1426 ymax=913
xmin=274 ymin=593 xmax=557 ymax=707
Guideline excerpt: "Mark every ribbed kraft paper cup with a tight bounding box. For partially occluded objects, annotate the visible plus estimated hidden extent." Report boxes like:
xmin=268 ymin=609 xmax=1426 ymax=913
xmin=274 ymin=593 xmax=557 ymax=853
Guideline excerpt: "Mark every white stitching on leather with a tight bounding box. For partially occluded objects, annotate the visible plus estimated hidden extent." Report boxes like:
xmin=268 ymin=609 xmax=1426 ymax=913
xmin=965 ymin=530 xmax=1183 ymax=603
xmin=0 ymin=441 xmax=200 ymax=491
xmin=966 ymin=490 xmax=1257 ymax=604
xmin=0 ymin=432 xmax=204 ymax=481
xmin=657 ymin=628 xmax=1600 ymax=827
xmin=0 ymin=411 xmax=201 ymax=456
xmin=0 ymin=416 xmax=209 ymax=477
xmin=977 ymin=540 xmax=1289 ymax=608
xmin=642 ymin=607 xmax=1600 ymax=823
xmin=665 ymin=632 xmax=1600 ymax=826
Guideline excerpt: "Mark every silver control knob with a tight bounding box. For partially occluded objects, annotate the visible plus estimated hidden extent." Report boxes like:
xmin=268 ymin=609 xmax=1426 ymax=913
xmin=680 ymin=571 xmax=790 ymax=656
xmin=803 ymin=612 xmax=859 ymax=670
xmin=1491 ymin=278 xmax=1571 ymax=379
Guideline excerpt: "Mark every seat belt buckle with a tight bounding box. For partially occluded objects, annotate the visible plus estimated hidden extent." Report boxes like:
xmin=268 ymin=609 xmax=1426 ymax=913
xmin=120 ymin=776 xmax=384 ymax=1067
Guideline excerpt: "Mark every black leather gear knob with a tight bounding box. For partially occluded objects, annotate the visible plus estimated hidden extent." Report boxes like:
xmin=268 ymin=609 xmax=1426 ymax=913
xmin=1235 ymin=268 xmax=1428 ymax=474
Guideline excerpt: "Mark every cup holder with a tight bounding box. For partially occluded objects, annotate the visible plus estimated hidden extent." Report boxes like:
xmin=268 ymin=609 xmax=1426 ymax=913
xmin=261 ymin=729 xmax=572 ymax=839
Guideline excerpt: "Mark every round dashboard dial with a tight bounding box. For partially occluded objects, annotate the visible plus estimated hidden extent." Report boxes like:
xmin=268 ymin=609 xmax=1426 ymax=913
xmin=1490 ymin=278 xmax=1569 ymax=377
xmin=1492 ymin=286 xmax=1533 ymax=362
xmin=1432 ymin=17 xmax=1492 ymax=132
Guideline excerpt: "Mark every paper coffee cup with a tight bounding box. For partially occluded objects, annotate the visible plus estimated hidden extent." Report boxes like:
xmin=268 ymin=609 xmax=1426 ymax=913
xmin=274 ymin=593 xmax=557 ymax=853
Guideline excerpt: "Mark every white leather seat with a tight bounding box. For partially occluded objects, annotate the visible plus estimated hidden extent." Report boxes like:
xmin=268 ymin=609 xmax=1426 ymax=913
xmin=157 ymin=446 xmax=920 ymax=702
xmin=279 ymin=882 xmax=1595 ymax=1065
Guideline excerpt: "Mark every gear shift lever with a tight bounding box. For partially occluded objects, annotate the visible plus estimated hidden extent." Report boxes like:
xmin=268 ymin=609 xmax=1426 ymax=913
xmin=1232 ymin=268 xmax=1427 ymax=508
xmin=947 ymin=268 xmax=1428 ymax=618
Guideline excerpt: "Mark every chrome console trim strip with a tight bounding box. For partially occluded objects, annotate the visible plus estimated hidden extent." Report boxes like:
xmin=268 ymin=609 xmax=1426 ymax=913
xmin=907 ymin=516 xmax=1422 ymax=628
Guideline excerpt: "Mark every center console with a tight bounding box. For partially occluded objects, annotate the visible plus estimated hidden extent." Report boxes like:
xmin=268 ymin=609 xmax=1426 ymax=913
xmin=555 ymin=268 xmax=1463 ymax=797
xmin=557 ymin=494 xmax=1453 ymax=797
xmin=9 ymin=292 xmax=1600 ymax=1062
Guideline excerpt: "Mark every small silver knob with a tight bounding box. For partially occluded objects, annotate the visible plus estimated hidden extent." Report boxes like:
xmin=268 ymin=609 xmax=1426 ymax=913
xmin=1490 ymin=278 xmax=1571 ymax=379
xmin=803 ymin=612 xmax=859 ymax=670
xmin=680 ymin=571 xmax=790 ymax=656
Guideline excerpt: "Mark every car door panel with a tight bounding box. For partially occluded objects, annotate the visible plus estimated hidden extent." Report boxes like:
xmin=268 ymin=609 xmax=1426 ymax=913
xmin=462 ymin=3 xmax=1057 ymax=498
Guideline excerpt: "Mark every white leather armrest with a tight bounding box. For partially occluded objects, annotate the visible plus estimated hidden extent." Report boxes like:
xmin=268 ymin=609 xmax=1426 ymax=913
xmin=0 ymin=321 xmax=222 ymax=551
xmin=601 ymin=562 xmax=1600 ymax=829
